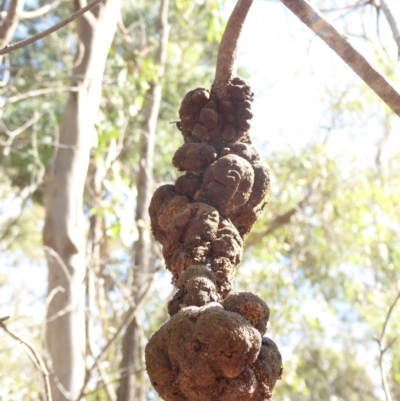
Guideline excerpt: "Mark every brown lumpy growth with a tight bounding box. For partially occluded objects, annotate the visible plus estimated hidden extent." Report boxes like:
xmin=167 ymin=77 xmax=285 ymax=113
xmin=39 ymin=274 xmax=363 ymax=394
xmin=146 ymin=304 xmax=262 ymax=401
xmin=226 ymin=77 xmax=254 ymax=102
xmin=194 ymin=154 xmax=254 ymax=215
xmin=252 ymin=337 xmax=283 ymax=398
xmin=178 ymin=78 xmax=254 ymax=147
xmin=173 ymin=143 xmax=217 ymax=172
xmin=149 ymin=186 xmax=244 ymax=288
xmin=146 ymin=304 xmax=282 ymax=401
xmin=146 ymin=77 xmax=281 ymax=401
xmin=149 ymin=185 xmax=189 ymax=243
xmin=175 ymin=173 xmax=202 ymax=199
xmin=168 ymin=265 xmax=221 ymax=316
xmin=224 ymin=292 xmax=270 ymax=335
xmin=165 ymin=209 xmax=243 ymax=285
xmin=163 ymin=202 xmax=220 ymax=278
xmin=178 ymin=88 xmax=210 ymax=142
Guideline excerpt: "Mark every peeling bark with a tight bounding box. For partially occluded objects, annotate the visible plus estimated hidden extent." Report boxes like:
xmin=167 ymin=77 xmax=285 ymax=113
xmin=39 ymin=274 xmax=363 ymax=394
xmin=42 ymin=1 xmax=121 ymax=400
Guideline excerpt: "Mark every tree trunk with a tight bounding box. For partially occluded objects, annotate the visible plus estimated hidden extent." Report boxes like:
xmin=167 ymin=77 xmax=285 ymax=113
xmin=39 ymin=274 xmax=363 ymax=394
xmin=116 ymin=0 xmax=169 ymax=399
xmin=42 ymin=1 xmax=120 ymax=400
xmin=0 ymin=0 xmax=24 ymax=49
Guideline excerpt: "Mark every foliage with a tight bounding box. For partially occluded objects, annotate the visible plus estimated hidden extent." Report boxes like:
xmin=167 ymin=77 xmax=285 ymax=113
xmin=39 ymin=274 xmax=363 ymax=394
xmin=0 ymin=0 xmax=399 ymax=400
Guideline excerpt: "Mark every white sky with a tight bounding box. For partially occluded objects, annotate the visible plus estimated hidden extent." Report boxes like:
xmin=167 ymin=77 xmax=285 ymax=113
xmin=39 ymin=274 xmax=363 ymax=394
xmin=233 ymin=0 xmax=400 ymax=161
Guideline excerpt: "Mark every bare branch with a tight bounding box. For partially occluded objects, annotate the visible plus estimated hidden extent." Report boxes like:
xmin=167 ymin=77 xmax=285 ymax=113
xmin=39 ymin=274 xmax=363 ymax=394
xmin=213 ymin=0 xmax=253 ymax=88
xmin=379 ymin=290 xmax=400 ymax=350
xmin=380 ymin=0 xmax=400 ymax=59
xmin=0 ymin=319 xmax=52 ymax=401
xmin=0 ymin=0 xmax=105 ymax=55
xmin=0 ymin=0 xmax=24 ymax=48
xmin=76 ymin=268 xmax=159 ymax=400
xmin=373 ymin=290 xmax=400 ymax=401
xmin=279 ymin=0 xmax=400 ymax=118
xmin=245 ymin=189 xmax=313 ymax=249
xmin=2 ymin=86 xmax=79 ymax=105
xmin=1 ymin=112 xmax=42 ymax=155
xmin=19 ymin=0 xmax=67 ymax=19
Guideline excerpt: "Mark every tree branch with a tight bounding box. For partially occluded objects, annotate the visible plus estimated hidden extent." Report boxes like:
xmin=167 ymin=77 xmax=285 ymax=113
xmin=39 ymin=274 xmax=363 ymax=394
xmin=75 ymin=269 xmax=158 ymax=400
xmin=380 ymin=0 xmax=400 ymax=59
xmin=0 ymin=0 xmax=104 ymax=55
xmin=245 ymin=189 xmax=312 ymax=249
xmin=0 ymin=0 xmax=24 ymax=48
xmin=0 ymin=318 xmax=52 ymax=401
xmin=279 ymin=0 xmax=400 ymax=118
xmin=213 ymin=0 xmax=253 ymax=88
xmin=19 ymin=0 xmax=67 ymax=19
xmin=4 ymin=86 xmax=79 ymax=105
xmin=373 ymin=290 xmax=400 ymax=401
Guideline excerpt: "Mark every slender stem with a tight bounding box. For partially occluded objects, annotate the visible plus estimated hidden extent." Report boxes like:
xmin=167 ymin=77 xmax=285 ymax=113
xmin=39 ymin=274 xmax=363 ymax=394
xmin=373 ymin=290 xmax=400 ymax=401
xmin=379 ymin=291 xmax=400 ymax=344
xmin=380 ymin=0 xmax=400 ymax=59
xmin=0 ymin=0 xmax=104 ymax=55
xmin=213 ymin=0 xmax=253 ymax=88
xmin=279 ymin=0 xmax=400 ymax=118
xmin=0 ymin=320 xmax=52 ymax=401
xmin=75 ymin=271 xmax=157 ymax=400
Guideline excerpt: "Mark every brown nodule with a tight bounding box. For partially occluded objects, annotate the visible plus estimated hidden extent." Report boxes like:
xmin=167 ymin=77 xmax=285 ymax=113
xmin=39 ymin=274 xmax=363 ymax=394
xmin=146 ymin=77 xmax=281 ymax=401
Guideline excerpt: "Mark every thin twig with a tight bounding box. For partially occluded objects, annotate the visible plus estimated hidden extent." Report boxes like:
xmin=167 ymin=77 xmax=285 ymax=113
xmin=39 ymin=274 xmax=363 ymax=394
xmin=379 ymin=291 xmax=400 ymax=348
xmin=245 ymin=184 xmax=315 ymax=249
xmin=279 ymin=0 xmax=400 ymax=118
xmin=75 ymin=270 xmax=158 ymax=400
xmin=0 ymin=0 xmax=105 ymax=55
xmin=372 ymin=290 xmax=400 ymax=401
xmin=2 ymin=86 xmax=79 ymax=105
xmin=0 ymin=319 xmax=52 ymax=401
xmin=380 ymin=0 xmax=400 ymax=59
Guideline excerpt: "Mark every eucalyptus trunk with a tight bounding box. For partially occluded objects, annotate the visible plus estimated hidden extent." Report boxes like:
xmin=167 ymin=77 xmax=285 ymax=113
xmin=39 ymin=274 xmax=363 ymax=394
xmin=42 ymin=1 xmax=120 ymax=400
xmin=116 ymin=0 xmax=169 ymax=399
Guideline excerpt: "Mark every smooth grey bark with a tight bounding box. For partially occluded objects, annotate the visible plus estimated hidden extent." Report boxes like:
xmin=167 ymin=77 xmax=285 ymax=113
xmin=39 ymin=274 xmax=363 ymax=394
xmin=116 ymin=0 xmax=169 ymax=399
xmin=42 ymin=1 xmax=121 ymax=400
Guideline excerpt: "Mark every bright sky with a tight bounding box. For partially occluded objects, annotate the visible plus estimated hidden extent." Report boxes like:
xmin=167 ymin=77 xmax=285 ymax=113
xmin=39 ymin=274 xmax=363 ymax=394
xmin=233 ymin=0 xmax=400 ymax=162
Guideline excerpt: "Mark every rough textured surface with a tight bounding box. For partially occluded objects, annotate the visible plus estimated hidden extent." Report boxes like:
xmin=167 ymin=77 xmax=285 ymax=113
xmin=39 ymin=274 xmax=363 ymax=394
xmin=146 ymin=304 xmax=281 ymax=401
xmin=224 ymin=292 xmax=270 ymax=336
xmin=146 ymin=78 xmax=282 ymax=400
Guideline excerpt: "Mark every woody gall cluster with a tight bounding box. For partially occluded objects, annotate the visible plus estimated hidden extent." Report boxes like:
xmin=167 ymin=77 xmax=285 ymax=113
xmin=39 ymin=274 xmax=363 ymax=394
xmin=145 ymin=78 xmax=282 ymax=401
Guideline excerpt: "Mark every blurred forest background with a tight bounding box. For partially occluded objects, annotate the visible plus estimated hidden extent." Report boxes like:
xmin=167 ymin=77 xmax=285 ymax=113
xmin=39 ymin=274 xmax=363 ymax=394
xmin=0 ymin=0 xmax=399 ymax=400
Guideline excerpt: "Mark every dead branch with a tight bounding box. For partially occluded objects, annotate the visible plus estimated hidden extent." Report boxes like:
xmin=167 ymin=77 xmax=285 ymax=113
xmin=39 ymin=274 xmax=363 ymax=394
xmin=279 ymin=0 xmax=400 ymax=118
xmin=0 ymin=0 xmax=104 ymax=55
xmin=0 ymin=317 xmax=52 ymax=401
